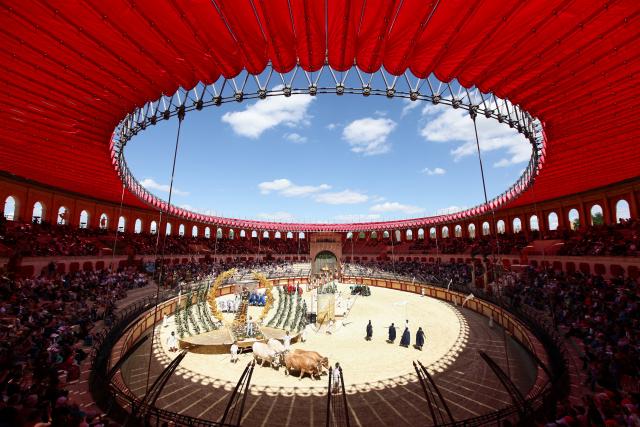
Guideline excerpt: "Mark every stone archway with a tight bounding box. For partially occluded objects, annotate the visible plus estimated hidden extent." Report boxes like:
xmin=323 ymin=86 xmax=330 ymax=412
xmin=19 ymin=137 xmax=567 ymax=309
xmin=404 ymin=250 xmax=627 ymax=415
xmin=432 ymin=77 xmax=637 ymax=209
xmin=309 ymin=232 xmax=343 ymax=275
xmin=314 ymin=250 xmax=338 ymax=274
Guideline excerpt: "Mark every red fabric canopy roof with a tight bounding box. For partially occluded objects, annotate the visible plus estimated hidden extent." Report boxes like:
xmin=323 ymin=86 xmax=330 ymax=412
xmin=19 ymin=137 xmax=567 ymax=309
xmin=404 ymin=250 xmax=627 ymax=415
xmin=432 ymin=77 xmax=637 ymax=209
xmin=1 ymin=0 xmax=639 ymax=231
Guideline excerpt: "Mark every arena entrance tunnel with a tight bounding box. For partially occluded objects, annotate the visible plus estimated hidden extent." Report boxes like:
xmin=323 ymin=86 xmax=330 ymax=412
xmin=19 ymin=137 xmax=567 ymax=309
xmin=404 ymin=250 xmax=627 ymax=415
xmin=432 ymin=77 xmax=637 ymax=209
xmin=313 ymin=250 xmax=339 ymax=274
xmin=112 ymin=62 xmax=545 ymax=234
xmin=92 ymin=270 xmax=566 ymax=427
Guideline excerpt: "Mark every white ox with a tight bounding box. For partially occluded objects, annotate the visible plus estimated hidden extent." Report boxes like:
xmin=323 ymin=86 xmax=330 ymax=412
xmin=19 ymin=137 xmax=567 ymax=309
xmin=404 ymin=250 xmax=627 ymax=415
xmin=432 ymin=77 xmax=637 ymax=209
xmin=267 ymin=338 xmax=286 ymax=354
xmin=252 ymin=342 xmax=281 ymax=369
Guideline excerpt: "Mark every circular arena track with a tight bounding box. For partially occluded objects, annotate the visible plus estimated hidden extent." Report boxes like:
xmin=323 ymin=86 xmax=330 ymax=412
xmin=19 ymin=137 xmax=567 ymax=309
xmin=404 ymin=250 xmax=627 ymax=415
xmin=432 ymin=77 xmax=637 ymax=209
xmin=119 ymin=283 xmax=538 ymax=426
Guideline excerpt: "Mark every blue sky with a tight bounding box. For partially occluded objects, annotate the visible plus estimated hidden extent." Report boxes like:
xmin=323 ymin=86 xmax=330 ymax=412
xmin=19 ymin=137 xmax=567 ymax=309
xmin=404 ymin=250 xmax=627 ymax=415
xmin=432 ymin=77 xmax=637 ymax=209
xmin=125 ymin=90 xmax=530 ymax=223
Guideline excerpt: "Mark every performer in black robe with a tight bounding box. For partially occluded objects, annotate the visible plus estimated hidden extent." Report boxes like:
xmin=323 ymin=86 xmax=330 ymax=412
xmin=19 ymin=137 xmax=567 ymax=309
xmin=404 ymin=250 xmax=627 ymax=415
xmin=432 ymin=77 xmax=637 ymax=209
xmin=387 ymin=323 xmax=396 ymax=343
xmin=415 ymin=327 xmax=425 ymax=350
xmin=366 ymin=320 xmax=373 ymax=341
xmin=400 ymin=327 xmax=410 ymax=347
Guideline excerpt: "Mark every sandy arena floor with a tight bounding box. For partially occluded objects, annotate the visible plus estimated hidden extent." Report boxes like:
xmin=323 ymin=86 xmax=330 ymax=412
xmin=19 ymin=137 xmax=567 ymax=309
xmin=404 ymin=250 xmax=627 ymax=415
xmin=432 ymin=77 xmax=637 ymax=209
xmin=156 ymin=282 xmax=468 ymax=392
xmin=121 ymin=283 xmax=537 ymax=425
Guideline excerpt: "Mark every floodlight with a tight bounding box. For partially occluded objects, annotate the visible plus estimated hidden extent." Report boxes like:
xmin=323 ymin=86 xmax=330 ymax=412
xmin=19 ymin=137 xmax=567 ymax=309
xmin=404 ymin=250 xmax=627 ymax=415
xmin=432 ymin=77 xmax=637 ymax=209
xmin=308 ymin=85 xmax=317 ymax=96
xmin=362 ymin=85 xmax=371 ymax=96
xmin=336 ymin=84 xmax=344 ymax=95
xmin=258 ymin=89 xmax=267 ymax=99
xmin=195 ymin=99 xmax=204 ymax=110
xmin=234 ymin=92 xmax=243 ymax=102
xmin=409 ymin=91 xmax=419 ymax=101
xmin=283 ymin=86 xmax=291 ymax=97
xmin=386 ymin=88 xmax=395 ymax=98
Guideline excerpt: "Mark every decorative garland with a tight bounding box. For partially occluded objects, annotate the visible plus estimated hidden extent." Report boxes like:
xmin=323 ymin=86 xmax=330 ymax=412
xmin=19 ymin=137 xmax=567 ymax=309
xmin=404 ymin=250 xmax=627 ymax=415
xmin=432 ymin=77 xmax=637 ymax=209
xmin=200 ymin=281 xmax=219 ymax=330
xmin=188 ymin=301 xmax=200 ymax=335
xmin=182 ymin=288 xmax=192 ymax=336
xmin=207 ymin=268 xmax=237 ymax=323
xmin=175 ymin=292 xmax=185 ymax=338
xmin=267 ymin=286 xmax=284 ymax=327
xmin=290 ymin=293 xmax=302 ymax=330
xmin=194 ymin=283 xmax=210 ymax=333
xmin=202 ymin=302 xmax=219 ymax=330
xmin=319 ymin=282 xmax=337 ymax=294
xmin=276 ymin=289 xmax=290 ymax=328
xmin=184 ymin=286 xmax=200 ymax=335
xmin=253 ymin=272 xmax=274 ymax=323
xmin=296 ymin=301 xmax=308 ymax=332
xmin=200 ymin=283 xmax=218 ymax=331
xmin=282 ymin=293 xmax=295 ymax=330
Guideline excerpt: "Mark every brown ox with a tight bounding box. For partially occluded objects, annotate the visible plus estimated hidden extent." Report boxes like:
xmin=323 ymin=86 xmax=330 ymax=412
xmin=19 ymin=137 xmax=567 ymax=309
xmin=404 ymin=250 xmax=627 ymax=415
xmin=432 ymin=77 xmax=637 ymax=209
xmin=283 ymin=353 xmax=322 ymax=380
xmin=292 ymin=349 xmax=329 ymax=372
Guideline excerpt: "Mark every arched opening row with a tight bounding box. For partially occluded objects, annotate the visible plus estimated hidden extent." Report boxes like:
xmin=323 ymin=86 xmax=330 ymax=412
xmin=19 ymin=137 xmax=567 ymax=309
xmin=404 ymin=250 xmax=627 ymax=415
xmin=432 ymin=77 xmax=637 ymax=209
xmin=1 ymin=196 xmax=636 ymax=239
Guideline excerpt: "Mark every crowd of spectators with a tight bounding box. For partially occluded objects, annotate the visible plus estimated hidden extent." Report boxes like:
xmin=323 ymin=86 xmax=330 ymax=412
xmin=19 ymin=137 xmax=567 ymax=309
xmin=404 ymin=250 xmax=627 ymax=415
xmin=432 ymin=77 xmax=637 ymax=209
xmin=158 ymin=258 xmax=309 ymax=288
xmin=0 ymin=229 xmax=638 ymax=426
xmin=495 ymin=267 xmax=640 ymax=426
xmin=0 ymin=221 xmax=101 ymax=258
xmin=0 ymin=266 xmax=148 ymax=426
xmin=557 ymin=219 xmax=639 ymax=257
xmin=1 ymin=217 xmax=638 ymax=262
xmin=0 ymin=218 xmax=309 ymax=260
xmin=343 ymin=260 xmax=476 ymax=287
xmin=343 ymin=232 xmax=541 ymax=257
xmin=1 ymin=213 xmax=639 ymax=424
xmin=0 ymin=255 xmax=311 ymax=427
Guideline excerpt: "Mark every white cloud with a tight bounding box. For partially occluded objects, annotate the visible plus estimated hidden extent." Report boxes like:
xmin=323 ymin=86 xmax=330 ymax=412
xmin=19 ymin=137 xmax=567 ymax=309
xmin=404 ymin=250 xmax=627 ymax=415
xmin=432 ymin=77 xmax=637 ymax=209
xmin=258 ymin=179 xmax=291 ymax=194
xmin=420 ymin=104 xmax=530 ymax=167
xmin=401 ymin=98 xmax=421 ymax=117
xmin=435 ymin=205 xmax=466 ymax=215
xmin=221 ymin=92 xmax=314 ymax=138
xmin=258 ymin=179 xmax=368 ymax=205
xmin=326 ymin=123 xmax=338 ymax=130
xmin=283 ymin=132 xmax=307 ymax=144
xmin=370 ymin=202 xmax=425 ymax=215
xmin=258 ymin=178 xmax=330 ymax=197
xmin=140 ymin=178 xmax=189 ymax=196
xmin=179 ymin=204 xmax=216 ymax=216
xmin=256 ymin=211 xmax=295 ymax=221
xmin=342 ymin=117 xmax=397 ymax=155
xmin=334 ymin=214 xmax=382 ymax=222
xmin=314 ymin=190 xmax=369 ymax=205
xmin=374 ymin=110 xmax=387 ymax=117
xmin=422 ymin=167 xmax=446 ymax=175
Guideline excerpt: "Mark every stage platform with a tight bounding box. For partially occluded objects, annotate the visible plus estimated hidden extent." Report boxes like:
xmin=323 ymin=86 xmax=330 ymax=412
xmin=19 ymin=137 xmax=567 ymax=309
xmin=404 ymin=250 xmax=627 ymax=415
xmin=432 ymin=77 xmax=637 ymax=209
xmin=178 ymin=324 xmax=300 ymax=354
xmin=179 ymin=327 xmax=234 ymax=354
